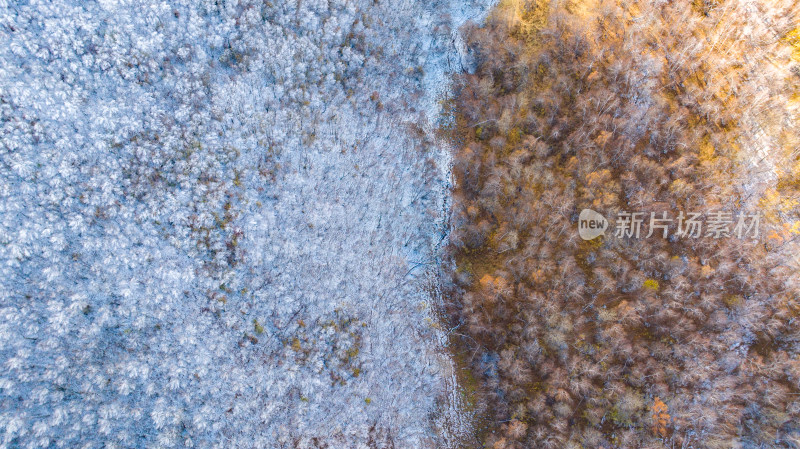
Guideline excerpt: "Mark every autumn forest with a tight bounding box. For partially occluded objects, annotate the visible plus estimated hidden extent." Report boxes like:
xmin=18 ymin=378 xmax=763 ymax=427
xmin=442 ymin=0 xmax=800 ymax=447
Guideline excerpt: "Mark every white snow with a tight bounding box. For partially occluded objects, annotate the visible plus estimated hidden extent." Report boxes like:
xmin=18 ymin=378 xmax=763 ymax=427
xmin=0 ymin=0 xmax=494 ymax=447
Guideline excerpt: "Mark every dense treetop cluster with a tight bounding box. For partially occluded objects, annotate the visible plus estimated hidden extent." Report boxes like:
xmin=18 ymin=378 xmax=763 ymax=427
xmin=0 ymin=0 xmax=495 ymax=447
xmin=444 ymin=0 xmax=800 ymax=447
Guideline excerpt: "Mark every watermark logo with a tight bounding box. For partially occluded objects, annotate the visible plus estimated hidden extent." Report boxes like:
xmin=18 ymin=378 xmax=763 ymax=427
xmin=578 ymin=209 xmax=608 ymax=240
xmin=577 ymin=209 xmax=761 ymax=240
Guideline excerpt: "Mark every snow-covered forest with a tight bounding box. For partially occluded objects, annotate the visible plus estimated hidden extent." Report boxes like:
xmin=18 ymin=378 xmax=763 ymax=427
xmin=0 ymin=0 xmax=496 ymax=447
xmin=3 ymin=0 xmax=800 ymax=448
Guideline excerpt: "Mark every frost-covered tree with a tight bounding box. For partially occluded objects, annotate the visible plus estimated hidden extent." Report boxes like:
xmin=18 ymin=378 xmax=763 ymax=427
xmin=0 ymin=0 xmax=497 ymax=447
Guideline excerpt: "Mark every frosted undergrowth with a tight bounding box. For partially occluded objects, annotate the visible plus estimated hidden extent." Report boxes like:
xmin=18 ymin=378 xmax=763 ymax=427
xmin=0 ymin=0 xmax=493 ymax=447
